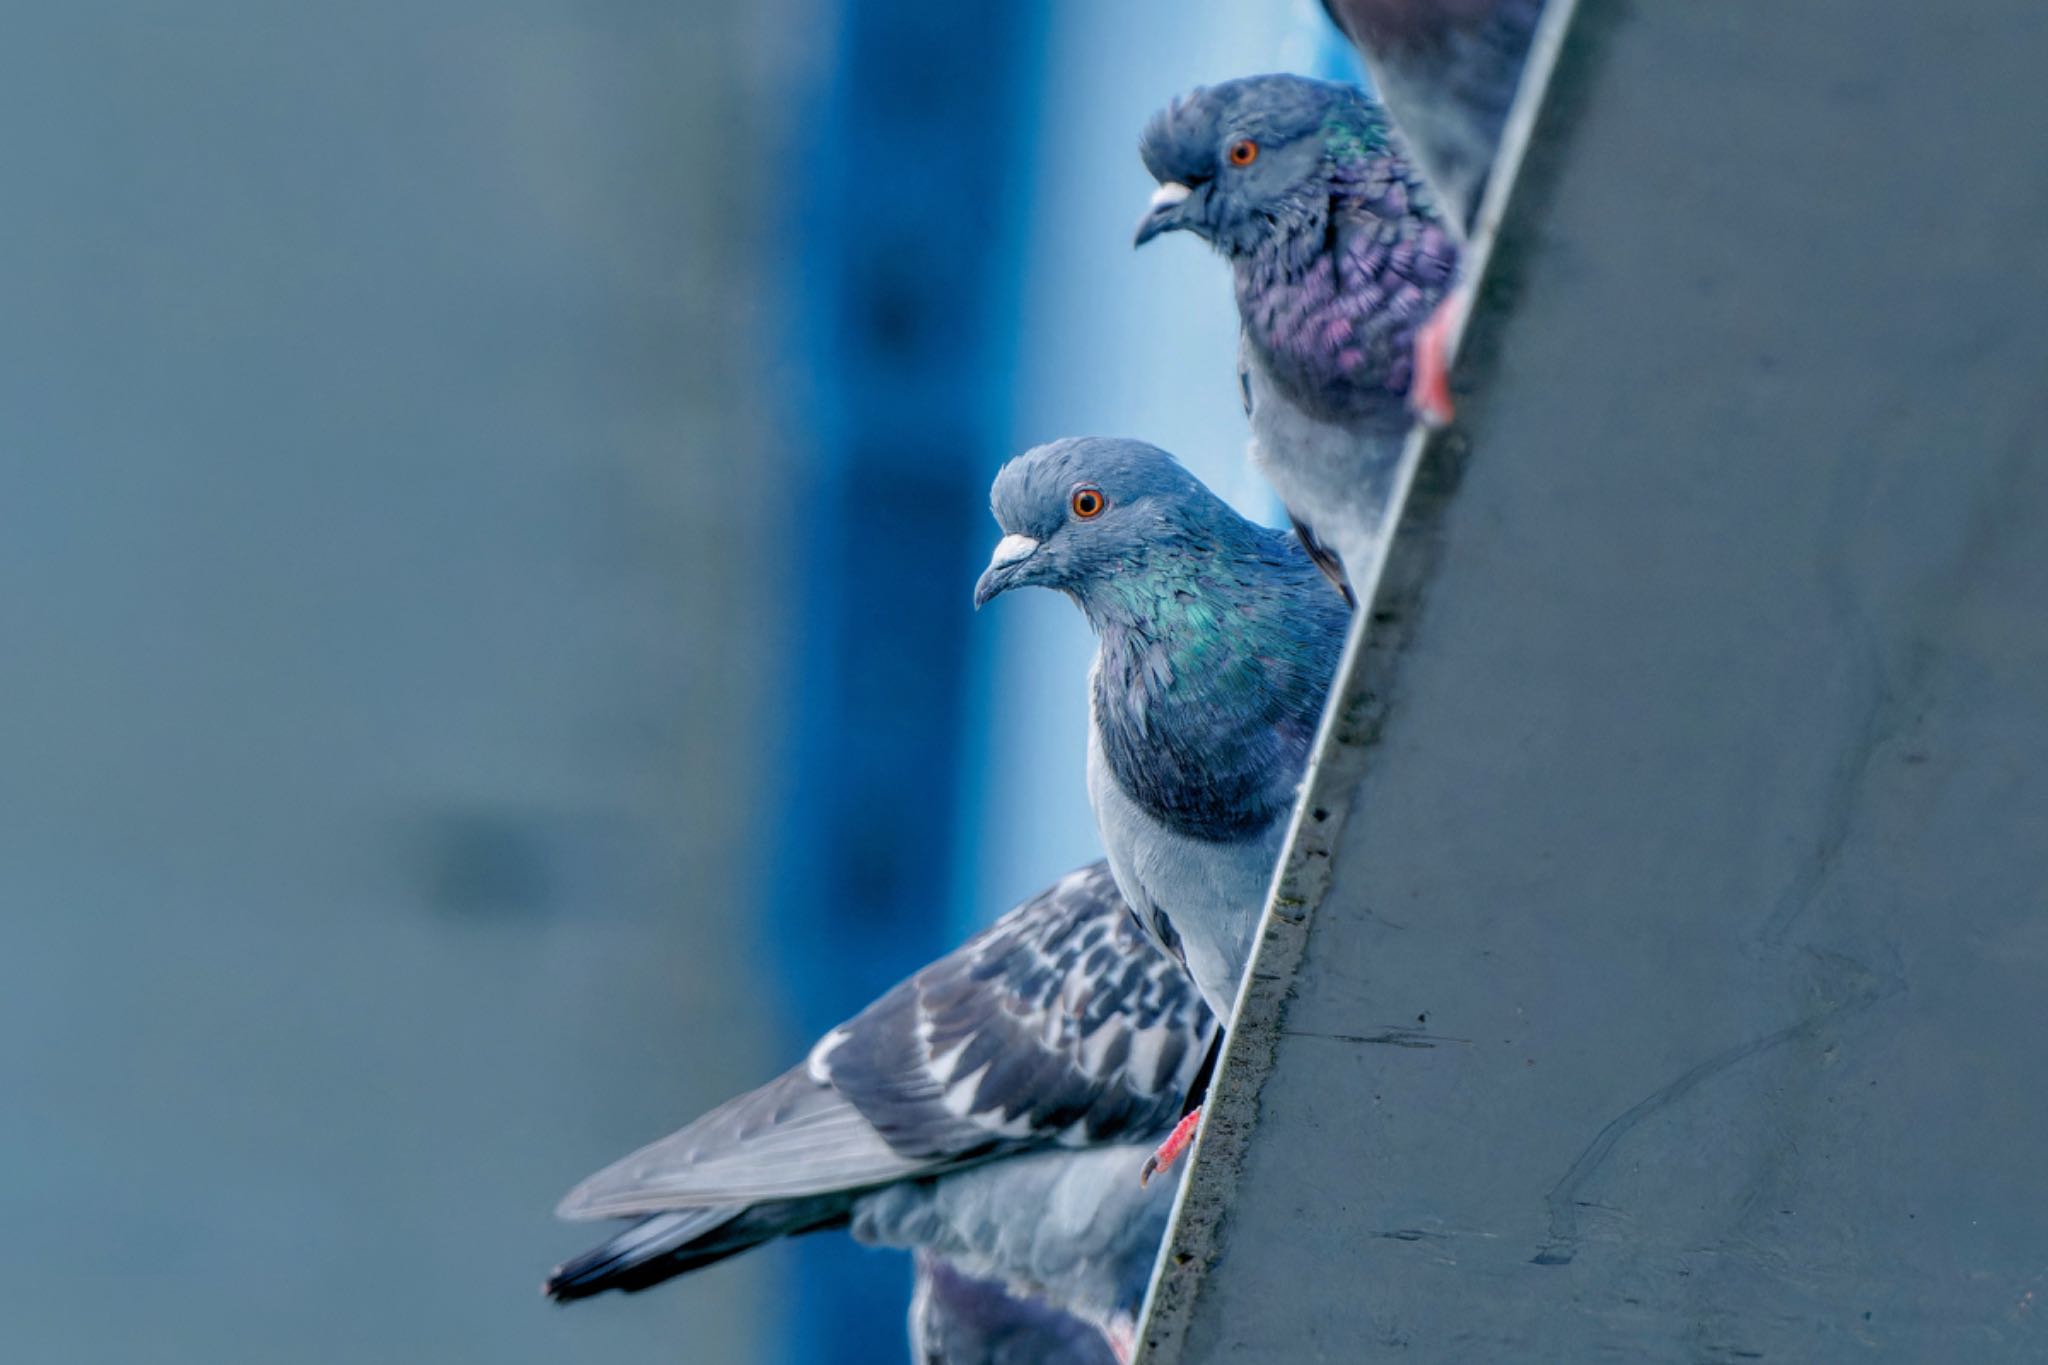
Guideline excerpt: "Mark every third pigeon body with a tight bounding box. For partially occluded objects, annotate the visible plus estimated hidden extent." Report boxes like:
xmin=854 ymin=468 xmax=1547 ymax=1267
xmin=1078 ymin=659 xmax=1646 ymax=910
xmin=547 ymin=862 xmax=1213 ymax=1361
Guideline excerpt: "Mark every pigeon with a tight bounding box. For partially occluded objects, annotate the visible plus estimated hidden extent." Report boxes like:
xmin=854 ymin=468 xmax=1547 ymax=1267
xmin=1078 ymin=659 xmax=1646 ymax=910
xmin=973 ymin=438 xmax=1347 ymax=1057
xmin=880 ymin=1145 xmax=1168 ymax=1362
xmin=910 ymin=1254 xmax=1122 ymax=1365
xmin=1320 ymin=0 xmax=1547 ymax=235
xmin=545 ymin=861 xmax=1214 ymax=1358
xmin=1134 ymin=74 xmax=1461 ymax=596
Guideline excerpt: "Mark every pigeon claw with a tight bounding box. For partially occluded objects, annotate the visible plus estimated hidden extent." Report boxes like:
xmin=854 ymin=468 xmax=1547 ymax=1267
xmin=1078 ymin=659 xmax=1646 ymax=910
xmin=1411 ymin=294 xmax=1459 ymax=428
xmin=1105 ymin=1315 xmax=1138 ymax=1364
xmin=1140 ymin=1106 xmax=1204 ymax=1186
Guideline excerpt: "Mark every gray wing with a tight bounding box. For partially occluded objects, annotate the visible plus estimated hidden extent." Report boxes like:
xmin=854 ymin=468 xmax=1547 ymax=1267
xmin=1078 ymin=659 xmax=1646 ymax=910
xmin=556 ymin=1065 xmax=922 ymax=1217
xmin=819 ymin=862 xmax=1213 ymax=1157
xmin=556 ymin=862 xmax=1213 ymax=1221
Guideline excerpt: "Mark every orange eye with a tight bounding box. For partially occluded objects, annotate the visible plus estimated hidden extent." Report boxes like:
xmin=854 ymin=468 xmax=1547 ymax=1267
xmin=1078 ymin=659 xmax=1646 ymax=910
xmin=1071 ymin=486 xmax=1106 ymax=519
xmin=1227 ymin=139 xmax=1259 ymax=167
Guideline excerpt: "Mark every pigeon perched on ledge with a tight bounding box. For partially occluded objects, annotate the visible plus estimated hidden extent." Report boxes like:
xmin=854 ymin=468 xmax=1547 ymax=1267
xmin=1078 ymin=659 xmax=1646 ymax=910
xmin=1134 ymin=74 xmax=1461 ymax=595
xmin=974 ymin=439 xmax=1347 ymax=1030
xmin=546 ymin=862 xmax=1213 ymax=1359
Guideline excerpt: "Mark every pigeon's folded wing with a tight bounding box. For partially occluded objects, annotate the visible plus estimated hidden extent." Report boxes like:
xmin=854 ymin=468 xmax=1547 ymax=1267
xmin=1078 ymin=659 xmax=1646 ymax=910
xmin=555 ymin=863 xmax=1212 ymax=1222
xmin=818 ymin=863 xmax=1211 ymax=1162
xmin=555 ymin=1066 xmax=921 ymax=1217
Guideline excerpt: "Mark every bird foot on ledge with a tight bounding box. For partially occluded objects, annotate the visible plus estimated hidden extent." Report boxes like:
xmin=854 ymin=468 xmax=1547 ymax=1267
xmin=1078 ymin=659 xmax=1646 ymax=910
xmin=1412 ymin=292 xmax=1459 ymax=428
xmin=1140 ymin=1106 xmax=1203 ymax=1186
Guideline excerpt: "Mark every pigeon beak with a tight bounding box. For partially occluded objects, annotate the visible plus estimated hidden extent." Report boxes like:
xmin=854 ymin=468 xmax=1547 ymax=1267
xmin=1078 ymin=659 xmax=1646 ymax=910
xmin=973 ymin=534 xmax=1041 ymax=608
xmin=1134 ymin=181 xmax=1194 ymax=247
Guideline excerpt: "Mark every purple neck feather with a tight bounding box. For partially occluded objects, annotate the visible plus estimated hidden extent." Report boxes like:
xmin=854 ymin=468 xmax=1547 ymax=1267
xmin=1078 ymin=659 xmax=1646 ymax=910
xmin=1234 ymin=150 xmax=1459 ymax=425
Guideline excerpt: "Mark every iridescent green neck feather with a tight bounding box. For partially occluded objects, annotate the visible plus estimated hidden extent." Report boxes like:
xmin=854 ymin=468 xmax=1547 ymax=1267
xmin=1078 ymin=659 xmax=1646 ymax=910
xmin=1084 ymin=529 xmax=1347 ymax=843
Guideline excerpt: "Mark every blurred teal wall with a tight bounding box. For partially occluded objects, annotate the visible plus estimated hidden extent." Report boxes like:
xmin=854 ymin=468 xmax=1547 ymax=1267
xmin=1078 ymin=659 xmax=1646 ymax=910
xmin=0 ymin=4 xmax=799 ymax=1360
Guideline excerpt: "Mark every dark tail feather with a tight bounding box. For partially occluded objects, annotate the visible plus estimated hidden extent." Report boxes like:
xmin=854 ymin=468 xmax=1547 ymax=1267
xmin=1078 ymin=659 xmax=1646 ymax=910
xmin=546 ymin=1209 xmax=732 ymax=1301
xmin=545 ymin=1195 xmax=855 ymax=1302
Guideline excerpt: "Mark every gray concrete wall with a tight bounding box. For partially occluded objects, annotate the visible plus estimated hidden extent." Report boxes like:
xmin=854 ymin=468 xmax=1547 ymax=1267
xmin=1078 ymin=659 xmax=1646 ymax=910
xmin=1147 ymin=2 xmax=2048 ymax=1360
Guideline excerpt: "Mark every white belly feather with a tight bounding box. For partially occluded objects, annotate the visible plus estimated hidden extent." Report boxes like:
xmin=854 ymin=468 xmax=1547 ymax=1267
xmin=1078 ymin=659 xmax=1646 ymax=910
xmin=1242 ymin=337 xmax=1406 ymax=578
xmin=1086 ymin=722 xmax=1279 ymax=1022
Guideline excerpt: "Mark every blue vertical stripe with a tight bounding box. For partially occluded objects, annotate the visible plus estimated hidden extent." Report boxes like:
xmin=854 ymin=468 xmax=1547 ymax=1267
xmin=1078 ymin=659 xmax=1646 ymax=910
xmin=770 ymin=3 xmax=1045 ymax=1361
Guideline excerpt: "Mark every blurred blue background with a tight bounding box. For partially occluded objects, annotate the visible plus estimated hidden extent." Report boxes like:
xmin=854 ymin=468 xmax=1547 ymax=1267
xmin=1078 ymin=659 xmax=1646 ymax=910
xmin=0 ymin=2 xmax=1348 ymax=1361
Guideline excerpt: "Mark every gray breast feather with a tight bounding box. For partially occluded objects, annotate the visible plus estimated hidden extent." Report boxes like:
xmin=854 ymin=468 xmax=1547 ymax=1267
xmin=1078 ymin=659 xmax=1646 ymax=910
xmin=909 ymin=1254 xmax=1122 ymax=1365
xmin=858 ymin=1145 xmax=1170 ymax=1338
xmin=1090 ymin=727 xmax=1280 ymax=1022
xmin=1245 ymin=344 xmax=1407 ymax=578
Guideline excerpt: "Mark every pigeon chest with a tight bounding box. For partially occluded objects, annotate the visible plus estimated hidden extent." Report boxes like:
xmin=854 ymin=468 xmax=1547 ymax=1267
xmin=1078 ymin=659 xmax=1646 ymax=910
xmin=1236 ymin=211 xmax=1455 ymax=425
xmin=1087 ymin=721 xmax=1278 ymax=1021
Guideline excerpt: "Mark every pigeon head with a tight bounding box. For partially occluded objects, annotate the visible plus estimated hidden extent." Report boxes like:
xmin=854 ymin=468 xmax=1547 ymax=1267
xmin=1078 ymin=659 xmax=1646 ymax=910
xmin=1134 ymin=74 xmax=1381 ymax=258
xmin=972 ymin=437 xmax=1234 ymax=611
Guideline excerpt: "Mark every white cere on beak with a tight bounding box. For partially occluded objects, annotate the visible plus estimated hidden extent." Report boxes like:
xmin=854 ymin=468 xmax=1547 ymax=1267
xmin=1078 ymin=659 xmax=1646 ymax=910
xmin=1148 ymin=181 xmax=1193 ymax=211
xmin=989 ymin=534 xmax=1039 ymax=570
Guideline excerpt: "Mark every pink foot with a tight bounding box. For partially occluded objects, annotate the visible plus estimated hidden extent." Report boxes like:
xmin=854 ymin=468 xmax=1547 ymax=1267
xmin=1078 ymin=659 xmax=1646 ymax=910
xmin=1411 ymin=293 xmax=1459 ymax=428
xmin=1105 ymin=1315 xmax=1138 ymax=1364
xmin=1141 ymin=1106 xmax=1203 ymax=1186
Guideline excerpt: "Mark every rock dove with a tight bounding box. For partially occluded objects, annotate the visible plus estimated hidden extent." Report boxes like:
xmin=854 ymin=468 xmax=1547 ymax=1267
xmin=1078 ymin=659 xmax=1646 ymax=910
xmin=1320 ymin=0 xmax=1547 ymax=235
xmin=1134 ymin=74 xmax=1461 ymax=595
xmin=973 ymin=439 xmax=1348 ymax=1033
xmin=545 ymin=862 xmax=1213 ymax=1359
xmin=879 ymin=1145 xmax=1168 ymax=1362
xmin=910 ymin=1254 xmax=1122 ymax=1365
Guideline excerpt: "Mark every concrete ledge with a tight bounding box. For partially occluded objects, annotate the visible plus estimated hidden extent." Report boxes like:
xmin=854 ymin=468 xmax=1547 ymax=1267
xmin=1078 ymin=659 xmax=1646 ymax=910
xmin=1137 ymin=1 xmax=2048 ymax=1359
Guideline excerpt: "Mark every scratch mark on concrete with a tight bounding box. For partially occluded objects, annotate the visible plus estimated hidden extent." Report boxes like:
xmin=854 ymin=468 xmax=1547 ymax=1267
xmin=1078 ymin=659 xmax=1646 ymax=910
xmin=1281 ymin=1026 xmax=1473 ymax=1048
xmin=1532 ymin=961 xmax=1899 ymax=1265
